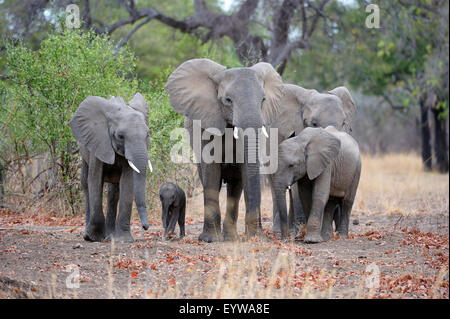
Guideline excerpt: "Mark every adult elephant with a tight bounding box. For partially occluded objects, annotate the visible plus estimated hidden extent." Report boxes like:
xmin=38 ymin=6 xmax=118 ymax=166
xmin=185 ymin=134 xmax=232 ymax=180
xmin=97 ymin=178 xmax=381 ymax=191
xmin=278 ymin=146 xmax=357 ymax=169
xmin=70 ymin=93 xmax=153 ymax=243
xmin=293 ymin=85 xmax=356 ymax=133
xmin=270 ymin=84 xmax=357 ymax=233
xmin=165 ymin=59 xmax=283 ymax=242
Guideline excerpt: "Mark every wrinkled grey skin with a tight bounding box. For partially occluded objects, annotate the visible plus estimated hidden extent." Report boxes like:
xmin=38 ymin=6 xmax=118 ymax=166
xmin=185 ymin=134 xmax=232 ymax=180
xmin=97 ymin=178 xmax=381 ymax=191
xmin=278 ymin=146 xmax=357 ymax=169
xmin=165 ymin=59 xmax=283 ymax=242
xmin=159 ymin=182 xmax=186 ymax=239
xmin=70 ymin=93 xmax=151 ymax=243
xmin=292 ymin=85 xmax=357 ymax=133
xmin=270 ymin=84 xmax=357 ymax=233
xmin=271 ymin=126 xmax=361 ymax=243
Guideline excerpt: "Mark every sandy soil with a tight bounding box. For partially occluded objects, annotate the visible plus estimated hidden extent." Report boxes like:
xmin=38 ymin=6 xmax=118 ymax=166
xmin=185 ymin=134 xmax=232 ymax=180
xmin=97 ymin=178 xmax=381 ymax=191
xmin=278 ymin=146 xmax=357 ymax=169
xmin=0 ymin=155 xmax=448 ymax=299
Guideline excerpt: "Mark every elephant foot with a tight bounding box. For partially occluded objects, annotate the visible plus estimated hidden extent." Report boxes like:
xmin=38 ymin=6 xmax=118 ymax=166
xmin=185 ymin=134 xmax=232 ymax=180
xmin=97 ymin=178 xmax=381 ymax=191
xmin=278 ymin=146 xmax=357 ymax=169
xmin=83 ymin=224 xmax=106 ymax=242
xmin=164 ymin=232 xmax=176 ymax=240
xmin=337 ymin=232 xmax=349 ymax=239
xmin=105 ymin=227 xmax=115 ymax=239
xmin=272 ymin=222 xmax=281 ymax=233
xmin=222 ymin=228 xmax=239 ymax=242
xmin=304 ymin=232 xmax=323 ymax=244
xmin=112 ymin=231 xmax=135 ymax=243
xmin=321 ymin=231 xmax=333 ymax=242
xmin=198 ymin=229 xmax=222 ymax=243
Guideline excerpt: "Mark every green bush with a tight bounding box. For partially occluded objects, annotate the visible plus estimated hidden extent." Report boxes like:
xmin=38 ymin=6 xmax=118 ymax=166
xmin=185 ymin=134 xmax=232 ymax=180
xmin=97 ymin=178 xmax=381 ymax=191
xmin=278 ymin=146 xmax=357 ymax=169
xmin=1 ymin=29 xmax=139 ymax=213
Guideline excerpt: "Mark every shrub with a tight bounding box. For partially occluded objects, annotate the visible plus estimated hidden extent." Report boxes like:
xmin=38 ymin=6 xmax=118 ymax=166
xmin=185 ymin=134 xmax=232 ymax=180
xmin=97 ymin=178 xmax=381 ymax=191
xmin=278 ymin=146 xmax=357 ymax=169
xmin=0 ymin=29 xmax=138 ymax=214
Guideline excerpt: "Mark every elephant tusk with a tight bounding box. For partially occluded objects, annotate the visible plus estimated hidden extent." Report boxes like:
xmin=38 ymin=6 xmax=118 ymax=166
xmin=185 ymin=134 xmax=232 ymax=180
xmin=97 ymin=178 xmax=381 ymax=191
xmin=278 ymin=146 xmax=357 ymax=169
xmin=128 ymin=160 xmax=141 ymax=174
xmin=233 ymin=127 xmax=239 ymax=139
xmin=262 ymin=126 xmax=269 ymax=138
xmin=148 ymin=160 xmax=153 ymax=173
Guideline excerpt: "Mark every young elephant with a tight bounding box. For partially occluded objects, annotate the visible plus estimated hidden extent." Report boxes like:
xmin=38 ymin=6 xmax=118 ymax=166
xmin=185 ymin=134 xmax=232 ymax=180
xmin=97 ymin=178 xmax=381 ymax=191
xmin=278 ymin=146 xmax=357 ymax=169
xmin=70 ymin=93 xmax=153 ymax=243
xmin=271 ymin=126 xmax=361 ymax=243
xmin=159 ymin=182 xmax=186 ymax=239
xmin=269 ymin=84 xmax=357 ymax=234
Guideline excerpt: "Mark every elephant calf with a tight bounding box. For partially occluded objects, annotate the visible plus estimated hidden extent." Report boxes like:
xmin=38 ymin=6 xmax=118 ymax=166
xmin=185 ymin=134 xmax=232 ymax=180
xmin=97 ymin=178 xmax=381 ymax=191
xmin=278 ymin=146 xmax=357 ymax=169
xmin=159 ymin=182 xmax=186 ymax=239
xmin=70 ymin=93 xmax=153 ymax=243
xmin=271 ymin=126 xmax=361 ymax=243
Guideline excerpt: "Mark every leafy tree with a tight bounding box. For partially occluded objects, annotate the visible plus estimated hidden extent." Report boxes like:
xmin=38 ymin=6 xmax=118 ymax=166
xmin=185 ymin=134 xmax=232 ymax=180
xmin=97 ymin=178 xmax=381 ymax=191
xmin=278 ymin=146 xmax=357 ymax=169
xmin=0 ymin=29 xmax=138 ymax=211
xmin=284 ymin=0 xmax=448 ymax=172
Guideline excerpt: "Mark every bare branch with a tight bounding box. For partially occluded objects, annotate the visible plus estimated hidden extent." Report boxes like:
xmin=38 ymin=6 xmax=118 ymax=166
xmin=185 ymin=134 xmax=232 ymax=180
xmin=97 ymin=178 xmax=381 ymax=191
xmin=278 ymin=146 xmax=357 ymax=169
xmin=115 ymin=15 xmax=156 ymax=52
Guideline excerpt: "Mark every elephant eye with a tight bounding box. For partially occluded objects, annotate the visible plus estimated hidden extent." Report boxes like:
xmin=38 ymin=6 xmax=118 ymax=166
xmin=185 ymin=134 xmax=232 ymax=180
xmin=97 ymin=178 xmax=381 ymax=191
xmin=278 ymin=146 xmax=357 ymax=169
xmin=288 ymin=164 xmax=294 ymax=168
xmin=223 ymin=97 xmax=232 ymax=105
xmin=117 ymin=134 xmax=124 ymax=140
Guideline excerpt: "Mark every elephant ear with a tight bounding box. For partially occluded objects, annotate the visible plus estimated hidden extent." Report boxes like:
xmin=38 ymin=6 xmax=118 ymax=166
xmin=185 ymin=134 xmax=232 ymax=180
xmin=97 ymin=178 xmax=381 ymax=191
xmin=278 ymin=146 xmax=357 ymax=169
xmin=70 ymin=96 xmax=115 ymax=164
xmin=286 ymin=84 xmax=318 ymax=116
xmin=270 ymin=84 xmax=304 ymax=142
xmin=304 ymin=128 xmax=341 ymax=180
xmin=129 ymin=92 xmax=149 ymax=123
xmin=249 ymin=62 xmax=284 ymax=125
xmin=328 ymin=86 xmax=356 ymax=132
xmin=165 ymin=59 xmax=227 ymax=134
xmin=109 ymin=96 xmax=126 ymax=105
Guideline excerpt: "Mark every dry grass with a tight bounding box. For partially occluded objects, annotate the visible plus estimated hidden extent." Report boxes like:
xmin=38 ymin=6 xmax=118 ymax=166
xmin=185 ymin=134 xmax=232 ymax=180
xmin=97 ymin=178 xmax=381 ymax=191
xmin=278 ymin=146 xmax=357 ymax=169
xmin=355 ymin=153 xmax=449 ymax=221
xmin=1 ymin=153 xmax=448 ymax=299
xmin=141 ymin=153 xmax=449 ymax=299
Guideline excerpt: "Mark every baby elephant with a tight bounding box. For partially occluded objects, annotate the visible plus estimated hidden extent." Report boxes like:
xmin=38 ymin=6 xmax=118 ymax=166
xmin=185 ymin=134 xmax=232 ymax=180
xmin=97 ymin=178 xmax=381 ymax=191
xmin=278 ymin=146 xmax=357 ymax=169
xmin=159 ymin=182 xmax=186 ymax=239
xmin=271 ymin=126 xmax=361 ymax=243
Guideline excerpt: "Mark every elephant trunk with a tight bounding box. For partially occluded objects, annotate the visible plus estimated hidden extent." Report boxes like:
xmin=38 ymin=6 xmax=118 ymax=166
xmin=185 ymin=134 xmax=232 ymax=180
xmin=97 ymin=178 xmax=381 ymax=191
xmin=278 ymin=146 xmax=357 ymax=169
xmin=236 ymin=105 xmax=263 ymax=237
xmin=273 ymin=183 xmax=289 ymax=239
xmin=161 ymin=200 xmax=170 ymax=229
xmin=128 ymin=146 xmax=150 ymax=230
xmin=243 ymin=135 xmax=261 ymax=237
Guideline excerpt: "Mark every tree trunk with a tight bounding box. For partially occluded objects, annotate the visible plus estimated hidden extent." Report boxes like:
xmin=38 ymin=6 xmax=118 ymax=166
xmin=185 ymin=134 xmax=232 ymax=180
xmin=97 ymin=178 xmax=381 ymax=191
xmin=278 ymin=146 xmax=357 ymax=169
xmin=0 ymin=163 xmax=4 ymax=206
xmin=419 ymin=97 xmax=432 ymax=171
xmin=432 ymin=108 xmax=449 ymax=173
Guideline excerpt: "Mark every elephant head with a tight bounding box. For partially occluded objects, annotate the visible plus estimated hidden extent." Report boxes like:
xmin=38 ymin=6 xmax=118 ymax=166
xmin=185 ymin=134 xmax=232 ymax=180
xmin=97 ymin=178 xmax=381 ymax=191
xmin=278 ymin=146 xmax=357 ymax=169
xmin=285 ymin=84 xmax=357 ymax=133
xmin=70 ymin=93 xmax=152 ymax=229
xmin=273 ymin=127 xmax=341 ymax=189
xmin=165 ymin=59 xmax=283 ymax=232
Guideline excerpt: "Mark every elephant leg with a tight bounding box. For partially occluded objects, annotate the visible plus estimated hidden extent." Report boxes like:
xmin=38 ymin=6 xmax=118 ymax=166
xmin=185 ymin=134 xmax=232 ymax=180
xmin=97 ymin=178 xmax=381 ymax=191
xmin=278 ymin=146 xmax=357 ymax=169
xmin=297 ymin=180 xmax=312 ymax=222
xmin=222 ymin=180 xmax=243 ymax=241
xmin=84 ymin=157 xmax=106 ymax=242
xmin=166 ymin=209 xmax=179 ymax=239
xmin=198 ymin=163 xmax=222 ymax=243
xmin=333 ymin=202 xmax=342 ymax=232
xmin=304 ymin=168 xmax=331 ymax=244
xmin=178 ymin=203 xmax=186 ymax=238
xmin=105 ymin=183 xmax=119 ymax=238
xmin=80 ymin=160 xmax=90 ymax=235
xmin=269 ymin=175 xmax=281 ymax=233
xmin=337 ymin=168 xmax=360 ymax=238
xmin=337 ymin=200 xmax=353 ymax=238
xmin=321 ymin=198 xmax=339 ymax=241
xmin=114 ymin=166 xmax=134 ymax=243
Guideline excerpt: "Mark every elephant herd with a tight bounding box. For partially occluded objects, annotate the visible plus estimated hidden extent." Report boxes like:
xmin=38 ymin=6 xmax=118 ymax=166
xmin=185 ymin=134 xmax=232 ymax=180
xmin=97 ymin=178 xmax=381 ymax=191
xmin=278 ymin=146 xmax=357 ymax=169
xmin=69 ymin=58 xmax=361 ymax=244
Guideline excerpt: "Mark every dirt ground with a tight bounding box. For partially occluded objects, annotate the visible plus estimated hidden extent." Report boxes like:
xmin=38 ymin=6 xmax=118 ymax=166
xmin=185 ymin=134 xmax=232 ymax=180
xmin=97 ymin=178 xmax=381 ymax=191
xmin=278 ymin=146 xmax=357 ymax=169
xmin=0 ymin=154 xmax=448 ymax=299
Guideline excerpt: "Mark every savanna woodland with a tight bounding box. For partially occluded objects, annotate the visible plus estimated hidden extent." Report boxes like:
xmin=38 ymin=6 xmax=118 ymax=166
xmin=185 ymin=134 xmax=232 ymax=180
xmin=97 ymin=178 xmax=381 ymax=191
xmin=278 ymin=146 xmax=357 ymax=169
xmin=0 ymin=0 xmax=448 ymax=300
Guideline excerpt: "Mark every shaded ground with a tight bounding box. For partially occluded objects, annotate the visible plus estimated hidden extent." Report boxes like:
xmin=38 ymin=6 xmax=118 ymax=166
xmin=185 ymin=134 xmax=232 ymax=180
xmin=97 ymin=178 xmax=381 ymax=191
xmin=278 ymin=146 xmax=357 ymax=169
xmin=0 ymin=154 xmax=449 ymax=298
